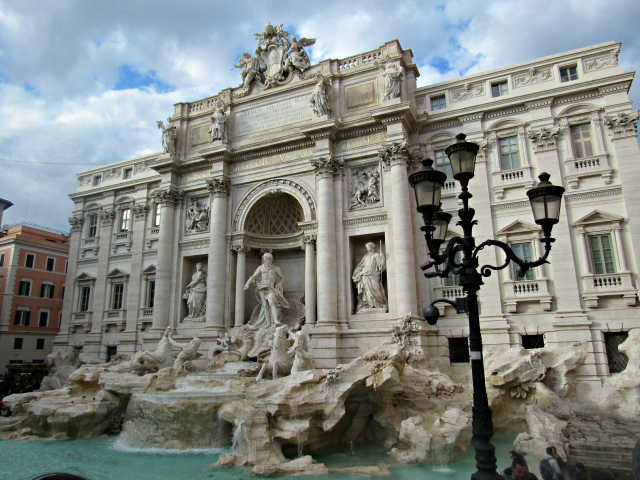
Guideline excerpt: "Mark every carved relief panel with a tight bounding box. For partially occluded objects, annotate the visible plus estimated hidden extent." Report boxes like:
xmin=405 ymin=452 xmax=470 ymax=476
xmin=184 ymin=196 xmax=210 ymax=235
xmin=348 ymin=163 xmax=383 ymax=211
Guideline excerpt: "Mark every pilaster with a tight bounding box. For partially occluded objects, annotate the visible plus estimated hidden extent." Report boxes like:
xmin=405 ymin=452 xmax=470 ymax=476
xmin=206 ymin=177 xmax=230 ymax=331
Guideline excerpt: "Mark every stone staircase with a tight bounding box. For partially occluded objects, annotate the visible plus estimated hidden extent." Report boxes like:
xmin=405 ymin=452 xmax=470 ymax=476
xmin=565 ymin=414 xmax=639 ymax=477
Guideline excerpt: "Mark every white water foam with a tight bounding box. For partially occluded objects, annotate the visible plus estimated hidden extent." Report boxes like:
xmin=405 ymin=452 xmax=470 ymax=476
xmin=110 ymin=436 xmax=230 ymax=455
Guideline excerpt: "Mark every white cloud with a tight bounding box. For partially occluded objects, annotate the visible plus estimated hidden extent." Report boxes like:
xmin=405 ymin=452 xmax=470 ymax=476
xmin=0 ymin=0 xmax=639 ymax=231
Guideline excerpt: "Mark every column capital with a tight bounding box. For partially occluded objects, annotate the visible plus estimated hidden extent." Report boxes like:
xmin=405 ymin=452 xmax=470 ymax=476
xmin=301 ymin=234 xmax=317 ymax=250
xmin=379 ymin=140 xmax=413 ymax=170
xmin=133 ymin=202 xmax=149 ymax=220
xmin=68 ymin=215 xmax=84 ymax=232
xmin=527 ymin=126 xmax=560 ymax=153
xmin=604 ymin=111 xmax=639 ymax=140
xmin=206 ymin=177 xmax=230 ymax=198
xmin=231 ymin=244 xmax=250 ymax=253
xmin=311 ymin=157 xmax=343 ymax=178
xmin=152 ymin=187 xmax=184 ymax=206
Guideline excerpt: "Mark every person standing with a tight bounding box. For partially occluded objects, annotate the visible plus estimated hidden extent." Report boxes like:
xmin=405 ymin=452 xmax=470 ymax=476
xmin=540 ymin=447 xmax=565 ymax=480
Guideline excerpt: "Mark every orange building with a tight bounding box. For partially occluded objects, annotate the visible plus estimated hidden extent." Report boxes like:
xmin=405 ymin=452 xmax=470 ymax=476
xmin=0 ymin=224 xmax=70 ymax=373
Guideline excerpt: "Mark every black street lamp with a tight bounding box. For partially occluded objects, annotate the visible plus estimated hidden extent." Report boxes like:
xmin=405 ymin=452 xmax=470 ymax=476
xmin=408 ymin=133 xmax=565 ymax=480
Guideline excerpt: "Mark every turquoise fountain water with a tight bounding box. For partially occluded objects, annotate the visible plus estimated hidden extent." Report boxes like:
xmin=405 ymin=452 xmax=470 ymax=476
xmin=0 ymin=434 xmax=518 ymax=480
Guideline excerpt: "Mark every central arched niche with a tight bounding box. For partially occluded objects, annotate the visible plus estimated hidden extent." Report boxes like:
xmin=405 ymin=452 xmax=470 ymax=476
xmin=244 ymin=192 xmax=304 ymax=235
xmin=242 ymin=192 xmax=306 ymax=326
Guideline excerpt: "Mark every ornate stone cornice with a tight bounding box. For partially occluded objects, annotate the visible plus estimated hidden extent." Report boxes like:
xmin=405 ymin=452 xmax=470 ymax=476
xmin=527 ymin=127 xmax=560 ymax=152
xmin=234 ymin=140 xmax=315 ymax=163
xmin=513 ymin=67 xmax=553 ymax=88
xmin=420 ymin=118 xmax=462 ymax=134
xmin=458 ymin=112 xmax=484 ymax=123
xmin=299 ymin=119 xmax=340 ymax=141
xmin=336 ymin=124 xmax=386 ymax=141
xmin=343 ymin=213 xmax=388 ymax=230
xmin=451 ymin=82 xmax=485 ymax=101
xmin=525 ymin=97 xmax=554 ymax=111
xmin=553 ymin=89 xmax=601 ymax=106
xmin=371 ymin=101 xmax=418 ymax=132
xmin=152 ymin=187 xmax=184 ymax=206
xmin=151 ymin=157 xmax=180 ymax=175
xmin=311 ymin=157 xmax=343 ymax=178
xmin=598 ymin=81 xmax=631 ymax=96
xmin=231 ymin=244 xmax=251 ymax=253
xmin=603 ymin=111 xmax=639 ymax=139
xmin=564 ymin=186 xmax=622 ymax=203
xmin=584 ymin=46 xmax=620 ymax=72
xmin=484 ymin=105 xmax=528 ymax=120
xmin=206 ymin=177 xmax=231 ymax=198
xmin=378 ymin=141 xmax=413 ymax=170
xmin=68 ymin=216 xmax=84 ymax=232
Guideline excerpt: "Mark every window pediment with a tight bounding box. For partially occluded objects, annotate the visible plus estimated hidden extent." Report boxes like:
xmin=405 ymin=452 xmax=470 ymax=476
xmin=572 ymin=210 xmax=623 ymax=227
xmin=497 ymin=220 xmax=541 ymax=237
xmin=107 ymin=268 xmax=130 ymax=279
xmin=142 ymin=265 xmax=156 ymax=276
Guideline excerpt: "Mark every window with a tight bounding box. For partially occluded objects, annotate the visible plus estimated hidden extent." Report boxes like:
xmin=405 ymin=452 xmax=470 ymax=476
xmin=41 ymin=283 xmax=55 ymax=299
xmin=123 ymin=168 xmax=133 ymax=179
xmin=25 ymin=253 xmax=35 ymax=268
xmin=560 ymin=65 xmax=578 ymax=82
xmin=0 ymin=253 xmax=5 ymax=266
xmin=79 ymin=286 xmax=91 ymax=312
xmin=36 ymin=338 xmax=46 ymax=350
xmin=499 ymin=136 xmax=521 ymax=170
xmin=604 ymin=332 xmax=629 ymax=374
xmin=46 ymin=257 xmax=55 ymax=272
xmin=146 ymin=280 xmax=156 ymax=308
xmin=571 ymin=124 xmax=594 ymax=159
xmin=120 ymin=209 xmax=131 ymax=232
xmin=449 ymin=337 xmax=470 ymax=364
xmin=15 ymin=310 xmax=30 ymax=326
xmin=431 ymin=95 xmax=446 ymax=111
xmin=18 ymin=280 xmax=32 ymax=296
xmin=93 ymin=175 xmax=102 ymax=186
xmin=112 ymin=283 xmax=124 ymax=310
xmin=445 ymin=250 xmax=462 ymax=286
xmin=491 ymin=81 xmax=508 ymax=97
xmin=14 ymin=338 xmax=23 ymax=349
xmin=61 ymin=285 xmax=65 ymax=300
xmin=153 ymin=203 xmax=161 ymax=227
xmin=87 ymin=214 xmax=98 ymax=238
xmin=38 ymin=310 xmax=49 ymax=327
xmin=522 ymin=334 xmax=545 ymax=349
xmin=511 ymin=243 xmax=536 ymax=280
xmin=434 ymin=149 xmax=453 ymax=180
xmin=589 ymin=234 xmax=615 ymax=274
xmin=65 ymin=261 xmax=68 ymax=273
xmin=106 ymin=346 xmax=118 ymax=363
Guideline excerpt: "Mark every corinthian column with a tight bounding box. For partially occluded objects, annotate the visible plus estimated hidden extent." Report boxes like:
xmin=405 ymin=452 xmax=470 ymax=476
xmin=150 ymin=188 xmax=182 ymax=332
xmin=206 ymin=177 xmax=230 ymax=329
xmin=380 ymin=142 xmax=418 ymax=316
xmin=232 ymin=244 xmax=250 ymax=327
xmin=311 ymin=157 xmax=340 ymax=324
xmin=302 ymin=235 xmax=317 ymax=325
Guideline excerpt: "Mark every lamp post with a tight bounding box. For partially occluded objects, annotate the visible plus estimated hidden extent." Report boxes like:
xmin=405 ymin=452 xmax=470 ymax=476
xmin=408 ymin=133 xmax=565 ymax=480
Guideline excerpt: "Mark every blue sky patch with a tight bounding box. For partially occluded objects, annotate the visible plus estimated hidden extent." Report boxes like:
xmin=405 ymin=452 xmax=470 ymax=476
xmin=115 ymin=64 xmax=174 ymax=92
xmin=24 ymin=82 xmax=40 ymax=96
xmin=431 ymin=57 xmax=452 ymax=74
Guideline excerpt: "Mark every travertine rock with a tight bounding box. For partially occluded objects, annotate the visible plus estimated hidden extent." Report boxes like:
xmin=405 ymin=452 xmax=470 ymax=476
xmin=600 ymin=328 xmax=640 ymax=419
xmin=40 ymin=346 xmax=81 ymax=391
xmin=514 ymin=405 xmax=568 ymax=459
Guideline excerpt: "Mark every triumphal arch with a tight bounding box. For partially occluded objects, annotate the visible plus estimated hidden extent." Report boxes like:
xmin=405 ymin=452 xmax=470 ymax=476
xmin=59 ymin=24 xmax=640 ymax=382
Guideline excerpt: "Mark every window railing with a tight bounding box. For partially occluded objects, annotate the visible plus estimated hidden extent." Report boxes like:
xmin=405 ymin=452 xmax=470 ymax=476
xmin=581 ymin=271 xmax=637 ymax=308
xmin=502 ymin=278 xmax=552 ymax=313
xmin=338 ymin=50 xmax=381 ymax=72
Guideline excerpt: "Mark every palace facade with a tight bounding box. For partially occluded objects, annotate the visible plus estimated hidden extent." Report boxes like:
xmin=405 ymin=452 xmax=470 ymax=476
xmin=55 ymin=35 xmax=639 ymax=395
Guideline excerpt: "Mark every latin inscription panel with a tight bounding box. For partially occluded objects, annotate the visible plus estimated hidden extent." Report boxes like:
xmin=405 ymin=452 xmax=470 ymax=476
xmin=234 ymin=95 xmax=313 ymax=137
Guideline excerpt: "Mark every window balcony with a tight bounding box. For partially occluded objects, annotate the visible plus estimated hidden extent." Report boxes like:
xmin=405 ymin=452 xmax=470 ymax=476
xmin=103 ymin=310 xmax=126 ymax=331
xmin=491 ymin=166 xmax=535 ymax=200
xmin=111 ymin=231 xmax=133 ymax=253
xmin=564 ymin=154 xmax=613 ymax=189
xmin=80 ymin=237 xmax=100 ymax=258
xmin=434 ymin=285 xmax=465 ymax=315
xmin=502 ymin=278 xmax=553 ymax=313
xmin=581 ymin=272 xmax=637 ymax=308
xmin=71 ymin=312 xmax=92 ymax=333
xmin=137 ymin=308 xmax=154 ymax=331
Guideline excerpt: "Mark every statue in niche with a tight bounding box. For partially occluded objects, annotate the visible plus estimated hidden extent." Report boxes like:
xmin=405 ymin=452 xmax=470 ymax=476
xmin=378 ymin=55 xmax=404 ymax=100
xmin=245 ymin=252 xmax=290 ymax=329
xmin=310 ymin=75 xmax=331 ymax=117
xmin=350 ymin=167 xmax=381 ymax=209
xmin=352 ymin=242 xmax=388 ymax=313
xmin=289 ymin=330 xmax=315 ymax=373
xmin=284 ymin=35 xmax=315 ymax=72
xmin=186 ymin=198 xmax=209 ymax=233
xmin=156 ymin=117 xmax=177 ymax=154
xmin=234 ymin=51 xmax=264 ymax=93
xmin=182 ymin=262 xmax=207 ymax=321
xmin=209 ymin=99 xmax=228 ymax=143
xmin=167 ymin=331 xmax=202 ymax=374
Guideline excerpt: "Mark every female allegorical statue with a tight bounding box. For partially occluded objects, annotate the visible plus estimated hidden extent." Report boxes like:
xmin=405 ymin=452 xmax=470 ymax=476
xmin=352 ymin=242 xmax=387 ymax=313
xmin=183 ymin=262 xmax=207 ymax=320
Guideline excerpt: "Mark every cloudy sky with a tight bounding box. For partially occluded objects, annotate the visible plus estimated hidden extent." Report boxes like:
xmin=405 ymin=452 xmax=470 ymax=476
xmin=1 ymin=0 xmax=639 ymax=233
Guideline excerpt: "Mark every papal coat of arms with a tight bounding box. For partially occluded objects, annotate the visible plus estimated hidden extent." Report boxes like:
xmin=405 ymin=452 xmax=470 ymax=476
xmin=234 ymin=22 xmax=316 ymax=95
